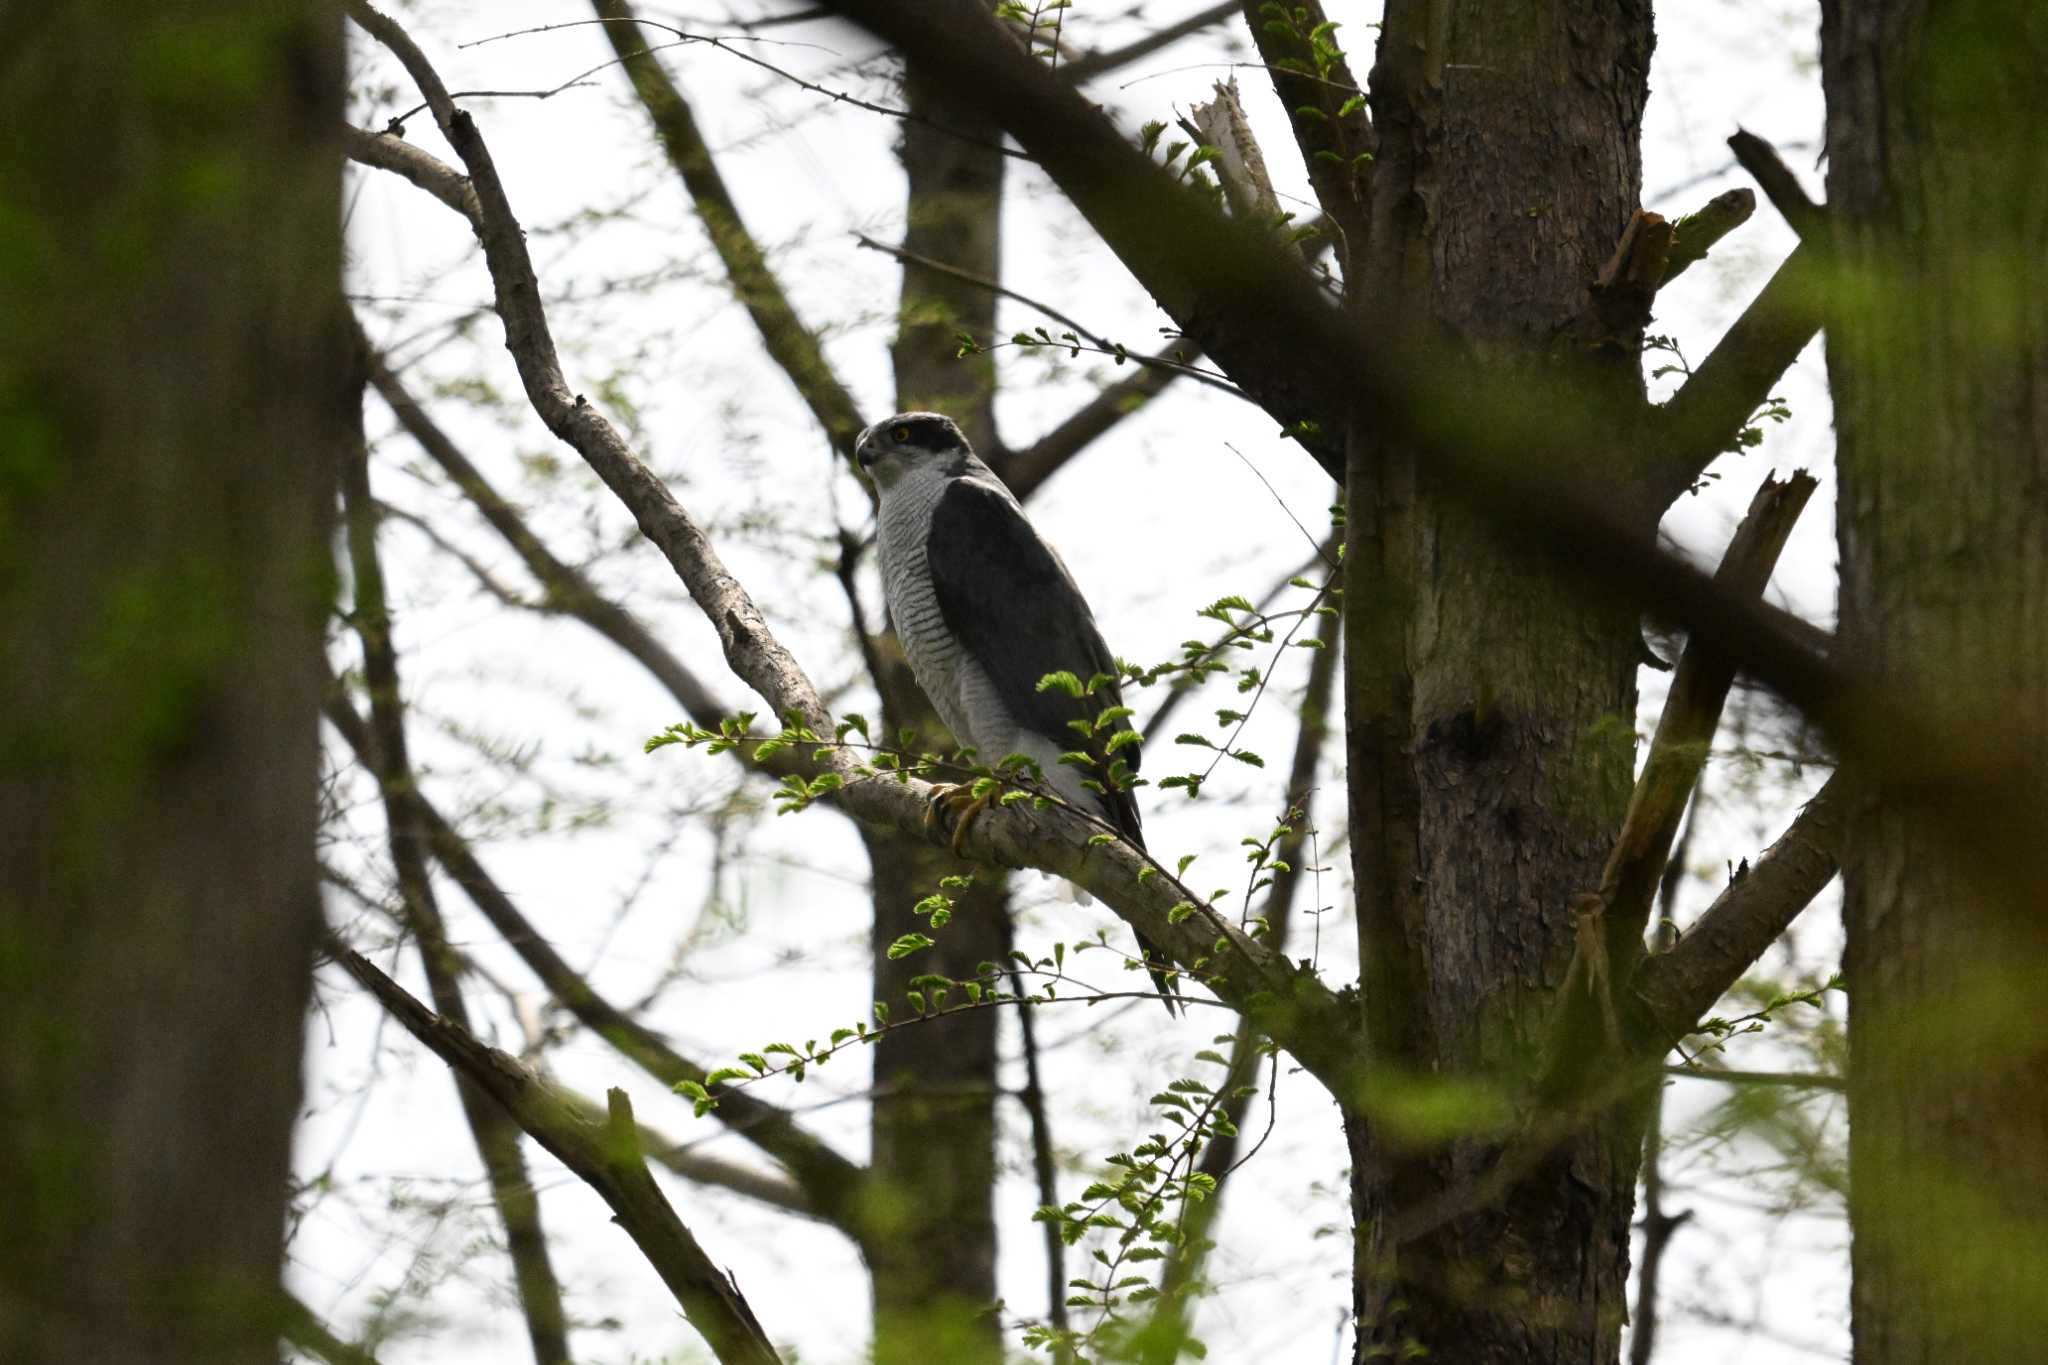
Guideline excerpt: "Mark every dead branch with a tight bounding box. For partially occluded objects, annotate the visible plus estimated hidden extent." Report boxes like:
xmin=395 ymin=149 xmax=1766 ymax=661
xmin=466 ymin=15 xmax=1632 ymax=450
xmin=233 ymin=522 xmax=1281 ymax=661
xmin=1187 ymin=77 xmax=1281 ymax=224
xmin=1727 ymin=129 xmax=1825 ymax=241
xmin=335 ymin=950 xmax=784 ymax=1365
xmin=1233 ymin=0 xmax=1371 ymax=253
xmin=591 ymin=0 xmax=870 ymax=464
xmin=1661 ymin=187 xmax=1756 ymax=285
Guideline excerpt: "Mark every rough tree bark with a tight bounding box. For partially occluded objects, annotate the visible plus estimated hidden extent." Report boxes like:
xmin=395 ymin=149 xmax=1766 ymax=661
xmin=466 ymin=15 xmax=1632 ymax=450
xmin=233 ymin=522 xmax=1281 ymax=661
xmin=860 ymin=49 xmax=1011 ymax=1365
xmin=0 ymin=3 xmax=341 ymax=1361
xmin=1346 ymin=2 xmax=1654 ymax=1359
xmin=1820 ymin=2 xmax=2048 ymax=1359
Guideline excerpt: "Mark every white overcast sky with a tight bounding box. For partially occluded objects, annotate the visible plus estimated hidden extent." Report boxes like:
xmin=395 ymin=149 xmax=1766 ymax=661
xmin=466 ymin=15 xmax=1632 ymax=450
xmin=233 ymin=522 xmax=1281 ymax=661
xmin=309 ymin=3 xmax=1847 ymax=1362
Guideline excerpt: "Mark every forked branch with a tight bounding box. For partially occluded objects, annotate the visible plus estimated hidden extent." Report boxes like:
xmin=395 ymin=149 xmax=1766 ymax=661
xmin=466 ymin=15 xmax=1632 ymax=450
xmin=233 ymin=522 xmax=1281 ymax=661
xmin=334 ymin=950 xmax=784 ymax=1365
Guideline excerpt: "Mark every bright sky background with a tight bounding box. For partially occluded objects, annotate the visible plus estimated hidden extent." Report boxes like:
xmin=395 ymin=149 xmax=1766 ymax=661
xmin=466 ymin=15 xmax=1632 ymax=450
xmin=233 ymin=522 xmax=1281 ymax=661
xmin=309 ymin=3 xmax=1848 ymax=1361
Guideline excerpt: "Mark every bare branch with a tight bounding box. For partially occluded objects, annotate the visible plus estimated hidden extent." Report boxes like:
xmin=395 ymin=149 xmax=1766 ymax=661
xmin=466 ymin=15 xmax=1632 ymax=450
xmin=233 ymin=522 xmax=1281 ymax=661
xmin=334 ymin=950 xmax=784 ymax=1365
xmin=852 ymin=233 xmax=1246 ymax=399
xmin=1630 ymin=776 xmax=1846 ymax=1044
xmin=360 ymin=336 xmax=744 ymax=739
xmin=1186 ymin=76 xmax=1281 ymax=224
xmin=1660 ymin=187 xmax=1757 ymax=286
xmin=339 ymin=370 xmax=573 ymax=1365
xmin=1727 ymin=129 xmax=1825 ymax=241
xmin=1602 ymin=471 xmax=1818 ymax=957
xmin=999 ymin=360 xmax=1182 ymax=499
xmin=1649 ymin=242 xmax=1826 ymax=508
xmin=1010 ymin=962 xmax=1071 ymax=1359
xmin=345 ymin=0 xmax=846 ymax=748
xmin=556 ymin=1090 xmax=821 ymax=1221
xmin=322 ymin=692 xmax=872 ymax=1231
xmin=1060 ymin=1 xmax=1242 ymax=82
xmin=590 ymin=0 xmax=869 ymax=464
xmin=342 ymin=122 xmax=479 ymax=222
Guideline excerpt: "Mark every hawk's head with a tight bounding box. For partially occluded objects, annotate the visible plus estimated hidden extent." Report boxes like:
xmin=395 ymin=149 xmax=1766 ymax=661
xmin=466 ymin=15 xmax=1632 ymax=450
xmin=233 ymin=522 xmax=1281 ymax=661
xmin=855 ymin=411 xmax=977 ymax=491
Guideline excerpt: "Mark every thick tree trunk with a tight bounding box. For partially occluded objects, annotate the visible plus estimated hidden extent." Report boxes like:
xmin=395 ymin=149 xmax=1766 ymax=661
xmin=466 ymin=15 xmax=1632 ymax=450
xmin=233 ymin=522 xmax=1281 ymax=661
xmin=859 ymin=51 xmax=1010 ymax=1365
xmin=1819 ymin=4 xmax=2048 ymax=1359
xmin=1347 ymin=3 xmax=1654 ymax=1359
xmin=0 ymin=4 xmax=341 ymax=1361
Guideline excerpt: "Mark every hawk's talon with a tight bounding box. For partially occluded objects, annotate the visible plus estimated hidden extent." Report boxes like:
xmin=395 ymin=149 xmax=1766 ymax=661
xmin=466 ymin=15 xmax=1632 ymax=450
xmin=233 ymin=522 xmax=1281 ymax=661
xmin=925 ymin=782 xmax=995 ymax=854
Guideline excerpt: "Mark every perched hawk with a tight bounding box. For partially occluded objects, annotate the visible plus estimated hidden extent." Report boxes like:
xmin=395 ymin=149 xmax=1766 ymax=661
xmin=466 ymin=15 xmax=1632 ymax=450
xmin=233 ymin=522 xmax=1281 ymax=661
xmin=856 ymin=412 xmax=1178 ymax=1012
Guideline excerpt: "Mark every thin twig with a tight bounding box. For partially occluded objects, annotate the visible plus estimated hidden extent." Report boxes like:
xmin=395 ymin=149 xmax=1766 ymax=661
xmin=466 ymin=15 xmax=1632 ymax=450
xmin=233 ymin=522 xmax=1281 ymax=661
xmin=853 ymin=233 xmax=1248 ymax=397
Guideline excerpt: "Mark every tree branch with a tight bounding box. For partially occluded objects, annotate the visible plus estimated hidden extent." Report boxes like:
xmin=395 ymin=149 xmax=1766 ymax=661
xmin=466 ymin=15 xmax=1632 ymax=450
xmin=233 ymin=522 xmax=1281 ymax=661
xmin=1646 ymin=241 xmax=1826 ymax=511
xmin=590 ymin=0 xmax=869 ymax=464
xmin=1060 ymin=1 xmax=1241 ymax=82
xmin=999 ymin=360 xmax=1184 ymax=499
xmin=339 ymin=355 xmax=573 ymax=1365
xmin=346 ymin=0 xmax=838 ymax=752
xmin=1663 ymin=1064 xmax=1845 ymax=1093
xmin=556 ymin=1089 xmax=821 ymax=1221
xmin=359 ymin=334 xmax=774 ymax=755
xmin=1727 ymin=129 xmax=1824 ymax=242
xmin=852 ymin=233 xmax=1246 ymax=399
xmin=1602 ymin=471 xmax=1818 ymax=960
xmin=333 ymin=950 xmax=784 ymax=1365
xmin=281 ymin=1292 xmax=385 ymax=1365
xmin=1141 ymin=599 xmax=1340 ymax=1359
xmin=1234 ymin=0 xmax=1371 ymax=257
xmin=1010 ymin=961 xmax=1071 ymax=1361
xmin=1630 ymin=776 xmax=1845 ymax=1044
xmin=322 ymin=691 xmax=872 ymax=1232
xmin=345 ymin=0 xmax=1367 ymax=1103
xmin=1660 ymin=187 xmax=1756 ymax=286
xmin=342 ymin=122 xmax=479 ymax=221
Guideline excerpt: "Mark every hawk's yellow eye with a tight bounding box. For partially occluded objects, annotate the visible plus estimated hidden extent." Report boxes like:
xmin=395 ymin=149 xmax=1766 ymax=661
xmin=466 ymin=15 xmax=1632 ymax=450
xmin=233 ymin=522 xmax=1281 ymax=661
xmin=891 ymin=425 xmax=910 ymax=443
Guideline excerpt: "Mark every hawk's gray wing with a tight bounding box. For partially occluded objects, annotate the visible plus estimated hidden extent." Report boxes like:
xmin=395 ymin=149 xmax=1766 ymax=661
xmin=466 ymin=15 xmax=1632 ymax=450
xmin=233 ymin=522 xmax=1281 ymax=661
xmin=928 ymin=478 xmax=1179 ymax=1012
xmin=926 ymin=478 xmax=1144 ymax=841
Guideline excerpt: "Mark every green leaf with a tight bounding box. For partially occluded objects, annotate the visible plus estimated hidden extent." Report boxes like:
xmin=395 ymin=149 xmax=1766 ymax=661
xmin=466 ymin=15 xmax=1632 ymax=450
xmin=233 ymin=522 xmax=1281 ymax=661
xmin=887 ymin=933 xmax=935 ymax=960
xmin=1037 ymin=669 xmax=1085 ymax=698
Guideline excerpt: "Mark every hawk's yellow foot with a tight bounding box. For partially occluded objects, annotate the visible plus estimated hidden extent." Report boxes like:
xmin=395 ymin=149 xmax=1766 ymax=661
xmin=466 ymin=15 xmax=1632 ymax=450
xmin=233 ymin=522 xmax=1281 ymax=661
xmin=925 ymin=782 xmax=995 ymax=854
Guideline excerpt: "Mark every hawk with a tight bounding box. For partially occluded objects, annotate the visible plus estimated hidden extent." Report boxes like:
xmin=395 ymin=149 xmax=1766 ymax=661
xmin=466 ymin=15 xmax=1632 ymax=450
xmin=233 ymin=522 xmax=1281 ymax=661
xmin=856 ymin=412 xmax=1179 ymax=1012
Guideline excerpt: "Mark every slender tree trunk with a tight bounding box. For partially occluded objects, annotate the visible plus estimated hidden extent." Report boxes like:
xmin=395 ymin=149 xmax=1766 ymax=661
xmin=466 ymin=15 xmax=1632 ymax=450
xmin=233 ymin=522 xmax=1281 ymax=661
xmin=860 ymin=47 xmax=1010 ymax=1365
xmin=0 ymin=4 xmax=341 ymax=1360
xmin=1346 ymin=3 xmax=1654 ymax=1359
xmin=1819 ymin=3 xmax=2048 ymax=1359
